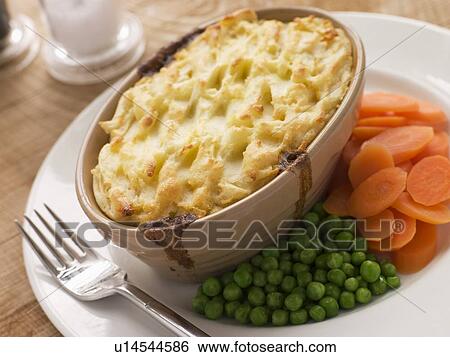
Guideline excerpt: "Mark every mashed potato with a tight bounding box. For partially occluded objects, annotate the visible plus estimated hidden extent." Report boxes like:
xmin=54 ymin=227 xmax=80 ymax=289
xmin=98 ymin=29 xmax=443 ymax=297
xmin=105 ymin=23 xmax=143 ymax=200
xmin=92 ymin=9 xmax=353 ymax=223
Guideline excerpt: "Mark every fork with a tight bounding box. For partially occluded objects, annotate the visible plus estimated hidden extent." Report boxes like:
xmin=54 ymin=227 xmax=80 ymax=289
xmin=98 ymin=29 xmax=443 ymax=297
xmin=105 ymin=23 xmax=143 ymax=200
xmin=15 ymin=204 xmax=209 ymax=337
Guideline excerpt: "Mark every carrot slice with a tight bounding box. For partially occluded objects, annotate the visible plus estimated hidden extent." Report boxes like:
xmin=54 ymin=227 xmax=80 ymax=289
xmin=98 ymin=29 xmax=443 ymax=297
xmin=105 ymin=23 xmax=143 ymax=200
xmin=342 ymin=138 xmax=361 ymax=165
xmin=363 ymin=126 xmax=434 ymax=164
xmin=323 ymin=182 xmax=352 ymax=216
xmin=406 ymin=155 xmax=450 ymax=206
xmin=413 ymin=131 xmax=449 ymax=162
xmin=360 ymin=92 xmax=419 ymax=117
xmin=397 ymin=160 xmax=413 ymax=173
xmin=352 ymin=126 xmax=387 ymax=140
xmin=392 ymin=192 xmax=450 ymax=224
xmin=348 ymin=167 xmax=407 ymax=218
xmin=404 ymin=100 xmax=447 ymax=125
xmin=358 ymin=208 xmax=394 ymax=239
xmin=407 ymin=120 xmax=448 ymax=132
xmin=358 ymin=116 xmax=407 ymax=127
xmin=348 ymin=144 xmax=394 ymax=188
xmin=329 ymin=159 xmax=350 ymax=190
xmin=392 ymin=221 xmax=437 ymax=274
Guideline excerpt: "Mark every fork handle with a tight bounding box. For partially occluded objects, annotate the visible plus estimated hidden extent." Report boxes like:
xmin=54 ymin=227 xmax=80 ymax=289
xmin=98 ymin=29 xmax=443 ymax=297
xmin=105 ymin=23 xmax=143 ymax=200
xmin=115 ymin=283 xmax=209 ymax=337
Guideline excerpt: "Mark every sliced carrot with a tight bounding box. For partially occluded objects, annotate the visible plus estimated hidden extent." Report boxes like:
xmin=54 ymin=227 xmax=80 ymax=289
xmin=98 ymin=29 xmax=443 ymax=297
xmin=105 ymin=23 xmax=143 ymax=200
xmin=397 ymin=160 xmax=413 ymax=173
xmin=406 ymin=155 xmax=450 ymax=206
xmin=392 ymin=192 xmax=450 ymax=224
xmin=362 ymin=126 xmax=434 ymax=164
xmin=352 ymin=126 xmax=387 ymax=140
xmin=348 ymin=167 xmax=407 ymax=218
xmin=323 ymin=182 xmax=352 ymax=216
xmin=358 ymin=116 xmax=407 ymax=127
xmin=342 ymin=138 xmax=361 ymax=165
xmin=329 ymin=159 xmax=350 ymax=190
xmin=404 ymin=100 xmax=447 ymax=125
xmin=358 ymin=208 xmax=394 ymax=239
xmin=392 ymin=221 xmax=437 ymax=274
xmin=407 ymin=119 xmax=448 ymax=132
xmin=360 ymin=92 xmax=419 ymax=118
xmin=348 ymin=144 xmax=394 ymax=188
xmin=413 ymin=131 xmax=449 ymax=162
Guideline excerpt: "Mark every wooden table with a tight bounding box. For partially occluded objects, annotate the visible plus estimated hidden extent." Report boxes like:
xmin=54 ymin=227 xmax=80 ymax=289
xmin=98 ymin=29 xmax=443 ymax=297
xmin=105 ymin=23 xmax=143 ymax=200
xmin=0 ymin=0 xmax=448 ymax=337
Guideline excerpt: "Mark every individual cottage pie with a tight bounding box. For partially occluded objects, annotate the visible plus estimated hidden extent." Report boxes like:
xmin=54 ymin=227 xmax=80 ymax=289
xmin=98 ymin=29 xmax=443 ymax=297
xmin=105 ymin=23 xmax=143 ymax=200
xmin=92 ymin=9 xmax=353 ymax=223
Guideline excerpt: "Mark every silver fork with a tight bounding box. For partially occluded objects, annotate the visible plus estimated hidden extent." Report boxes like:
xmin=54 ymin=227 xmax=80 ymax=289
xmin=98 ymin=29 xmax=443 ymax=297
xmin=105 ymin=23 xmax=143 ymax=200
xmin=15 ymin=204 xmax=209 ymax=337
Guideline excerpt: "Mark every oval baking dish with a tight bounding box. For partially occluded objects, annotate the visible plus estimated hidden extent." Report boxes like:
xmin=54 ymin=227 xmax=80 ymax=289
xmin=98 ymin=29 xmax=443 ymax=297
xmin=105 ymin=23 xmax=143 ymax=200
xmin=76 ymin=7 xmax=365 ymax=282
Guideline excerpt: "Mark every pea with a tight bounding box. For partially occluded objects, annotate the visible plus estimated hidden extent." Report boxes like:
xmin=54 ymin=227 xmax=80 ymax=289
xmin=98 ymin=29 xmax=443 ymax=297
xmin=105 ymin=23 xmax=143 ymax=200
xmin=339 ymin=291 xmax=355 ymax=309
xmin=370 ymin=278 xmax=387 ymax=295
xmin=261 ymin=256 xmax=279 ymax=272
xmin=272 ymin=309 xmax=289 ymax=326
xmin=290 ymin=309 xmax=308 ymax=325
xmin=266 ymin=292 xmax=284 ymax=309
xmin=249 ymin=306 xmax=269 ymax=326
xmin=220 ymin=272 xmax=234 ymax=286
xmin=312 ymin=202 xmax=327 ymax=218
xmin=284 ymin=293 xmax=304 ymax=311
xmin=265 ymin=284 xmax=278 ymax=293
xmin=309 ymin=305 xmax=326 ymax=322
xmin=344 ymin=277 xmax=359 ymax=292
xmin=340 ymin=251 xmax=352 ymax=263
xmin=237 ymin=262 xmax=254 ymax=272
xmin=327 ymin=269 xmax=346 ymax=287
xmin=322 ymin=240 xmax=338 ymax=252
xmin=224 ymin=301 xmax=240 ymax=318
xmin=204 ymin=300 xmax=224 ymax=320
xmin=354 ymin=237 xmax=367 ymax=252
xmin=262 ymin=248 xmax=280 ymax=258
xmin=297 ymin=271 xmax=313 ymax=288
xmin=253 ymin=270 xmax=267 ymax=287
xmin=306 ymin=225 xmax=317 ymax=240
xmin=313 ymin=269 xmax=328 ymax=284
xmin=281 ymin=275 xmax=297 ymax=293
xmin=327 ymin=252 xmax=344 ymax=269
xmin=212 ymin=295 xmax=225 ymax=304
xmin=351 ymin=251 xmax=366 ymax=266
xmin=290 ymin=233 xmax=310 ymax=250
xmin=247 ymin=286 xmax=266 ymax=306
xmin=202 ymin=277 xmax=222 ymax=297
xmin=267 ymin=269 xmax=284 ymax=285
xmin=356 ymin=275 xmax=368 ymax=289
xmin=319 ymin=296 xmax=339 ymax=318
xmin=250 ymin=254 xmax=263 ymax=268
xmin=342 ymin=262 xmax=356 ymax=277
xmin=279 ymin=260 xmax=292 ymax=275
xmin=291 ymin=286 xmax=306 ymax=300
xmin=322 ymin=214 xmax=342 ymax=233
xmin=192 ymin=293 xmax=209 ymax=314
xmin=300 ymin=249 xmax=317 ymax=265
xmin=355 ymin=287 xmax=372 ymax=304
xmin=335 ymin=231 xmax=354 ymax=249
xmin=381 ymin=263 xmax=397 ymax=277
xmin=325 ymin=283 xmax=341 ymax=300
xmin=306 ymin=282 xmax=326 ymax=301
xmin=304 ymin=211 xmax=320 ymax=226
xmin=234 ymin=303 xmax=251 ymax=324
xmin=233 ymin=269 xmax=253 ymax=288
xmin=280 ymin=252 xmax=292 ymax=261
xmin=315 ymin=254 xmax=329 ymax=269
xmin=223 ymin=282 xmax=243 ymax=301
xmin=386 ymin=276 xmax=401 ymax=289
xmin=292 ymin=262 xmax=310 ymax=275
xmin=366 ymin=253 xmax=377 ymax=261
xmin=292 ymin=250 xmax=301 ymax=262
xmin=360 ymin=261 xmax=381 ymax=283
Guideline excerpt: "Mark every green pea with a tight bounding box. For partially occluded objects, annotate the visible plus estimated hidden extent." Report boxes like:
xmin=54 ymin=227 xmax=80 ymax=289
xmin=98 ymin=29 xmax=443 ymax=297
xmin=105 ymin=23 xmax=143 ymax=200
xmin=306 ymin=225 xmax=317 ymax=240
xmin=351 ymin=251 xmax=366 ymax=266
xmin=292 ymin=262 xmax=310 ymax=275
xmin=360 ymin=261 xmax=381 ymax=283
xmin=272 ymin=309 xmax=289 ymax=326
xmin=249 ymin=306 xmax=269 ymax=326
xmin=325 ymin=283 xmax=341 ymax=300
xmin=319 ymin=296 xmax=339 ymax=318
xmin=300 ymin=249 xmax=317 ymax=265
xmin=370 ymin=278 xmax=387 ymax=295
xmin=192 ymin=293 xmax=209 ymax=314
xmin=355 ymin=287 xmax=372 ymax=304
xmin=233 ymin=269 xmax=253 ymax=288
xmin=262 ymin=248 xmax=280 ymax=258
xmin=342 ymin=262 xmax=356 ymax=277
xmin=322 ymin=214 xmax=342 ymax=233
xmin=265 ymin=284 xmax=278 ymax=293
xmin=340 ymin=251 xmax=352 ymax=263
xmin=309 ymin=305 xmax=326 ymax=322
xmin=339 ymin=291 xmax=355 ymax=309
xmin=290 ymin=233 xmax=311 ymax=250
xmin=279 ymin=260 xmax=292 ymax=275
xmin=237 ymin=262 xmax=254 ymax=273
xmin=220 ymin=272 xmax=234 ymax=286
xmin=366 ymin=253 xmax=377 ymax=261
xmin=284 ymin=293 xmax=304 ymax=311
xmin=267 ymin=269 xmax=284 ymax=285
xmin=291 ymin=286 xmax=306 ymax=300
xmin=212 ymin=295 xmax=225 ymax=304
xmin=247 ymin=286 xmax=266 ymax=306
xmin=306 ymin=282 xmax=326 ymax=301
xmin=223 ymin=282 xmax=243 ymax=302
xmin=386 ymin=276 xmax=401 ymax=289
xmin=224 ymin=301 xmax=240 ymax=318
xmin=327 ymin=252 xmax=344 ymax=269
xmin=290 ymin=309 xmax=309 ymax=325
xmin=202 ymin=277 xmax=222 ymax=297
xmin=381 ymin=263 xmax=397 ymax=277
xmin=312 ymin=202 xmax=328 ymax=218
xmin=313 ymin=268 xmax=328 ymax=284
xmin=204 ymin=300 xmax=223 ymax=320
xmin=266 ymin=292 xmax=284 ymax=310
xmin=327 ymin=269 xmax=346 ymax=287
xmin=315 ymin=253 xmax=329 ymax=269
xmin=296 ymin=271 xmax=313 ymax=288
xmin=354 ymin=237 xmax=367 ymax=252
xmin=234 ymin=303 xmax=251 ymax=324
xmin=304 ymin=211 xmax=320 ymax=226
xmin=335 ymin=231 xmax=354 ymax=249
xmin=280 ymin=252 xmax=292 ymax=261
xmin=281 ymin=275 xmax=297 ymax=293
xmin=344 ymin=277 xmax=359 ymax=292
xmin=261 ymin=256 xmax=279 ymax=272
xmin=250 ymin=254 xmax=263 ymax=268
xmin=253 ymin=270 xmax=267 ymax=287
xmin=292 ymin=250 xmax=301 ymax=262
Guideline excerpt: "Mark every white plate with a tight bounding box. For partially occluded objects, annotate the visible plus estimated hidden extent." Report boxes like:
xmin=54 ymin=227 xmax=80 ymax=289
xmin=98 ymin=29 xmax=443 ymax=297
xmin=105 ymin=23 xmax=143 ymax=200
xmin=23 ymin=12 xmax=450 ymax=336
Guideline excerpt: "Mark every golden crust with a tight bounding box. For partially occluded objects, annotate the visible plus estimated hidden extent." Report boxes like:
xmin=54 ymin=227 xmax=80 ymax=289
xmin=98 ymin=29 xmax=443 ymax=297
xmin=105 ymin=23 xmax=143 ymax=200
xmin=92 ymin=9 xmax=353 ymax=223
